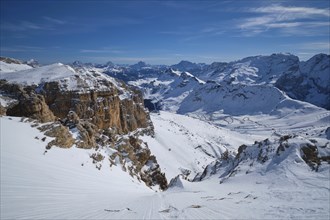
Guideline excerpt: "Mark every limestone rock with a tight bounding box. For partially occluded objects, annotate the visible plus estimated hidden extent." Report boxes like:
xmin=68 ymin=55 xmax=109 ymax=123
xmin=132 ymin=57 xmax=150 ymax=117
xmin=76 ymin=121 xmax=98 ymax=149
xmin=41 ymin=123 xmax=75 ymax=148
xmin=40 ymin=81 xmax=151 ymax=133
xmin=6 ymin=93 xmax=55 ymax=123
xmin=0 ymin=104 xmax=6 ymax=115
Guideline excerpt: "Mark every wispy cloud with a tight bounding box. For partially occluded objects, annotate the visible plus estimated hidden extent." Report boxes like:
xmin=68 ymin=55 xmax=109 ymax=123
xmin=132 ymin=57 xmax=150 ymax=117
xmin=2 ymin=17 xmax=66 ymax=33
xmin=159 ymin=31 xmax=192 ymax=35
xmin=1 ymin=21 xmax=45 ymax=31
xmin=161 ymin=0 xmax=230 ymax=12
xmin=251 ymin=5 xmax=329 ymax=17
xmin=0 ymin=45 xmax=44 ymax=52
xmin=80 ymin=47 xmax=127 ymax=54
xmin=238 ymin=4 xmax=330 ymax=36
xmin=299 ymin=42 xmax=330 ymax=50
xmin=159 ymin=26 xmax=226 ymax=42
xmin=43 ymin=16 xmax=66 ymax=24
xmin=1 ymin=17 xmax=67 ymax=33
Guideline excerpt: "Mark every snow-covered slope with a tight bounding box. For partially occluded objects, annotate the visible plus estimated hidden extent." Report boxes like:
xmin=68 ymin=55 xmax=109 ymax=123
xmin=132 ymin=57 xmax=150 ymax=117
xmin=113 ymin=53 xmax=329 ymax=110
xmin=129 ymin=68 xmax=205 ymax=112
xmin=141 ymin=111 xmax=254 ymax=181
xmin=0 ymin=63 xmax=126 ymax=93
xmin=143 ymin=108 xmax=329 ymax=180
xmin=0 ymin=61 xmax=33 ymax=73
xmin=0 ymin=116 xmax=153 ymax=219
xmin=200 ymin=53 xmax=299 ymax=85
xmin=1 ymin=115 xmax=329 ymax=219
xmin=1 ymin=63 xmax=76 ymax=85
xmin=178 ymin=81 xmax=324 ymax=116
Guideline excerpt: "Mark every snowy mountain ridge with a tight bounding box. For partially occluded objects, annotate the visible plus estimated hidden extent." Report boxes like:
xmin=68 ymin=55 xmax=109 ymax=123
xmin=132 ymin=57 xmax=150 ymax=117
xmin=98 ymin=53 xmax=329 ymax=110
xmin=0 ymin=63 xmax=127 ymax=94
xmin=194 ymin=134 xmax=330 ymax=182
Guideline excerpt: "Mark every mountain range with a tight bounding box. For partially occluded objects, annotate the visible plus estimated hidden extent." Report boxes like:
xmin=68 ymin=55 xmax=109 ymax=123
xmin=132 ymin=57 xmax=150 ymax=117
xmin=0 ymin=53 xmax=329 ymax=219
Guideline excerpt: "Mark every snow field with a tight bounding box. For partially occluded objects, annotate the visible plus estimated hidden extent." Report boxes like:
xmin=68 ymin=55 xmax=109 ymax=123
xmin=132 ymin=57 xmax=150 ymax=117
xmin=2 ymin=112 xmax=329 ymax=219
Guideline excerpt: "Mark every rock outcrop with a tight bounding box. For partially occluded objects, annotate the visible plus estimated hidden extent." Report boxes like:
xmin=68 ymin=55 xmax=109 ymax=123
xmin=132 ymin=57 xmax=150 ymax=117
xmin=109 ymin=136 xmax=167 ymax=190
xmin=38 ymin=123 xmax=75 ymax=149
xmin=0 ymin=81 xmax=55 ymax=122
xmin=0 ymin=57 xmax=22 ymax=64
xmin=34 ymin=80 xmax=151 ymax=134
xmin=193 ymin=135 xmax=330 ymax=182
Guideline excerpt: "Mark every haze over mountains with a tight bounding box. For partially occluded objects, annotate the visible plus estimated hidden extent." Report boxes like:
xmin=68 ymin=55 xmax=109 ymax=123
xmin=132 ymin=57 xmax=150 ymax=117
xmin=0 ymin=53 xmax=329 ymax=219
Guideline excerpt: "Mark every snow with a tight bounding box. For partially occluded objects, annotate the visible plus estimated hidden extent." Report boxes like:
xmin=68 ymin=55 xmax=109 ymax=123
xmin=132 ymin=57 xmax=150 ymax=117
xmin=1 ymin=63 xmax=76 ymax=86
xmin=0 ymin=61 xmax=33 ymax=73
xmin=1 ymin=53 xmax=330 ymax=219
xmin=0 ymin=96 xmax=17 ymax=107
xmin=0 ymin=63 xmax=131 ymax=97
xmin=0 ymin=117 xmax=152 ymax=219
xmin=1 ymin=113 xmax=329 ymax=219
xmin=141 ymin=111 xmax=256 ymax=180
xmin=197 ymin=53 xmax=300 ymax=85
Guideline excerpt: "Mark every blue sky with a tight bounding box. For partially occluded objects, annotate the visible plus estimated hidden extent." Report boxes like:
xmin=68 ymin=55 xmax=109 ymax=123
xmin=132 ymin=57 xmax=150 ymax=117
xmin=1 ymin=0 xmax=329 ymax=64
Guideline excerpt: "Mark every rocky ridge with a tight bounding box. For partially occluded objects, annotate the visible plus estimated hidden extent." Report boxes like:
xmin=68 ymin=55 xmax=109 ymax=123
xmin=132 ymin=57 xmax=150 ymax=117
xmin=193 ymin=135 xmax=330 ymax=182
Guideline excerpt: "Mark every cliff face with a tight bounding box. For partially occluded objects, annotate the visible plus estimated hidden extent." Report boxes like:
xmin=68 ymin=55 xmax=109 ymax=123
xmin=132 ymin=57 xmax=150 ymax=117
xmin=275 ymin=54 xmax=330 ymax=110
xmin=0 ymin=64 xmax=153 ymax=134
xmin=38 ymin=81 xmax=151 ymax=133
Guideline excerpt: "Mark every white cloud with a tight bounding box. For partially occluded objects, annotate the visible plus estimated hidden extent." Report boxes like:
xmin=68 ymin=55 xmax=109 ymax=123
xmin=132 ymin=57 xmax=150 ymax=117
xmin=80 ymin=47 xmax=127 ymax=54
xmin=252 ymin=5 xmax=329 ymax=17
xmin=1 ymin=21 xmax=44 ymax=31
xmin=43 ymin=16 xmax=66 ymax=25
xmin=239 ymin=4 xmax=330 ymax=36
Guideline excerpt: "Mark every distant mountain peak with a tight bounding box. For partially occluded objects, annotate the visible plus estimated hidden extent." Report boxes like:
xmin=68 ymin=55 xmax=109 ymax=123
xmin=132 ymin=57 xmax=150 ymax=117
xmin=171 ymin=60 xmax=203 ymax=72
xmin=130 ymin=61 xmax=150 ymax=70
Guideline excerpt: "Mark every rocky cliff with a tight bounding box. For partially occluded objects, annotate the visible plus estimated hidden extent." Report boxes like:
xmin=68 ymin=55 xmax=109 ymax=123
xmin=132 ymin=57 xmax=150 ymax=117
xmin=0 ymin=62 xmax=166 ymax=190
xmin=0 ymin=64 xmax=152 ymax=133
xmin=275 ymin=54 xmax=330 ymax=110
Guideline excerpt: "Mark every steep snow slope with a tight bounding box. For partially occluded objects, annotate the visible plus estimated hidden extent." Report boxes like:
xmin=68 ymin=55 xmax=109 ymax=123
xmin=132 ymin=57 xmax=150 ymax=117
xmin=1 ymin=115 xmax=329 ymax=219
xmin=129 ymin=69 xmax=205 ymax=112
xmin=141 ymin=111 xmax=256 ymax=181
xmin=0 ymin=116 xmax=152 ymax=219
xmin=143 ymin=109 xmax=329 ymax=180
xmin=179 ymin=81 xmax=325 ymax=116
